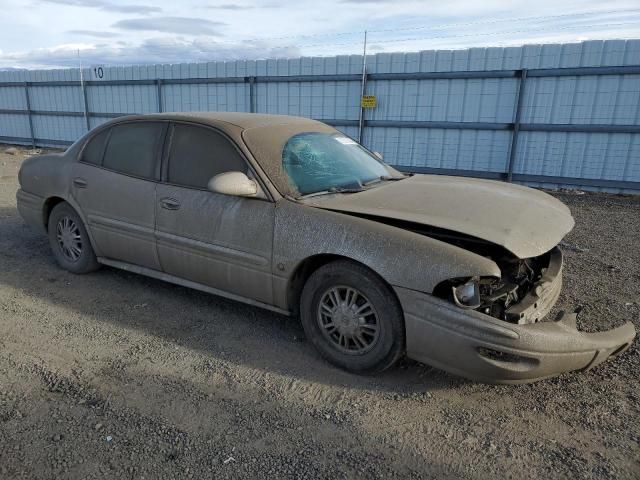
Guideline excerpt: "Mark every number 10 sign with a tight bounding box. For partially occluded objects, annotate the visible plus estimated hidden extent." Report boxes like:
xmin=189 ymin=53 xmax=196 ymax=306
xmin=90 ymin=65 xmax=106 ymax=80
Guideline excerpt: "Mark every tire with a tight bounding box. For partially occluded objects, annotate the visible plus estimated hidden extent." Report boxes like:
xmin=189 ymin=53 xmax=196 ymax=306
xmin=299 ymin=260 xmax=405 ymax=374
xmin=47 ymin=202 xmax=100 ymax=274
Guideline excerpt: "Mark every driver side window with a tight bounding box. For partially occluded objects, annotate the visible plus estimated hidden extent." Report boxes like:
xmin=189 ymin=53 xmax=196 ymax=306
xmin=166 ymin=124 xmax=247 ymax=190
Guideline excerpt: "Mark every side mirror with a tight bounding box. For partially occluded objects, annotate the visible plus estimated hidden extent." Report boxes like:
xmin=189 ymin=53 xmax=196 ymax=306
xmin=373 ymin=151 xmax=383 ymax=160
xmin=208 ymin=171 xmax=258 ymax=197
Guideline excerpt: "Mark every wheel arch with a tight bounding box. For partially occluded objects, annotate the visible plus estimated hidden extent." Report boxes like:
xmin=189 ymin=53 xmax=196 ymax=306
xmin=43 ymin=196 xmax=100 ymax=256
xmin=286 ymin=253 xmax=401 ymax=317
xmin=43 ymin=196 xmax=66 ymax=231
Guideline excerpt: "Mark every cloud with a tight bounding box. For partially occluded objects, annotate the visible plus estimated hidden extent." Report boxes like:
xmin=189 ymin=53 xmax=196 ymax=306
xmin=39 ymin=0 xmax=161 ymax=14
xmin=4 ymin=1 xmax=640 ymax=68
xmin=204 ymin=3 xmax=257 ymax=9
xmin=203 ymin=2 xmax=281 ymax=9
xmin=0 ymin=37 xmax=301 ymax=69
xmin=67 ymin=30 xmax=119 ymax=38
xmin=112 ymin=17 xmax=226 ymax=35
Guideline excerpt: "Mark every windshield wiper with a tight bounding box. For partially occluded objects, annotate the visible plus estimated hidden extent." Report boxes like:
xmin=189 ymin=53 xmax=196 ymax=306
xmin=329 ymin=186 xmax=364 ymax=193
xmin=362 ymin=175 xmax=406 ymax=186
xmin=297 ymin=185 xmax=364 ymax=199
xmin=297 ymin=175 xmax=411 ymax=199
xmin=298 ymin=176 xmax=409 ymax=199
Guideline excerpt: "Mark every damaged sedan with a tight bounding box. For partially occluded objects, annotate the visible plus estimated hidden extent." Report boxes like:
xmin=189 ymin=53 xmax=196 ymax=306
xmin=16 ymin=113 xmax=636 ymax=383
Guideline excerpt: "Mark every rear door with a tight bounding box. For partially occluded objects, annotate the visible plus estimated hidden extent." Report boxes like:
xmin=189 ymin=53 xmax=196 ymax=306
xmin=155 ymin=122 xmax=275 ymax=304
xmin=72 ymin=121 xmax=166 ymax=270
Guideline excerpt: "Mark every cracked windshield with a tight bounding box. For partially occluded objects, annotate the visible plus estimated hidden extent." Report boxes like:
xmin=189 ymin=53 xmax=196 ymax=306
xmin=283 ymin=132 xmax=393 ymax=196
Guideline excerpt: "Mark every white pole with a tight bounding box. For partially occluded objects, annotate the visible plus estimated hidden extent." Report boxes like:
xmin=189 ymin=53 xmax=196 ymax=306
xmin=78 ymin=50 xmax=89 ymax=131
xmin=357 ymin=30 xmax=368 ymax=144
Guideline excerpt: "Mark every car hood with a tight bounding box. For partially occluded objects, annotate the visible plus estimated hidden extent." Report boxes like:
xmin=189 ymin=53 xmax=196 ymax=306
xmin=302 ymin=174 xmax=575 ymax=259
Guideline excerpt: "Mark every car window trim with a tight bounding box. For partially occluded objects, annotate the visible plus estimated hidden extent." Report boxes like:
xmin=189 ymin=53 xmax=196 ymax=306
xmin=78 ymin=120 xmax=169 ymax=182
xmin=161 ymin=120 xmax=274 ymax=201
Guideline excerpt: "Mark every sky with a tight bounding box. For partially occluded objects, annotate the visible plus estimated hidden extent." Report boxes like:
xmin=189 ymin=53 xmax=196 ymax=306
xmin=0 ymin=0 xmax=639 ymax=69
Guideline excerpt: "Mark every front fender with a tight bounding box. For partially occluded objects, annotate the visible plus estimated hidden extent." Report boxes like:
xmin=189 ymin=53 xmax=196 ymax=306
xmin=272 ymin=199 xmax=500 ymax=309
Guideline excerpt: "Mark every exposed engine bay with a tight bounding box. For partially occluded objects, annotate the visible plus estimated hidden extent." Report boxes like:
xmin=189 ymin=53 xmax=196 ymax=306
xmin=435 ymin=251 xmax=551 ymax=325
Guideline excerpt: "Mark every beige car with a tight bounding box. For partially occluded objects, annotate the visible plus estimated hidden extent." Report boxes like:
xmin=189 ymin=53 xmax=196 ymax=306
xmin=16 ymin=112 xmax=635 ymax=383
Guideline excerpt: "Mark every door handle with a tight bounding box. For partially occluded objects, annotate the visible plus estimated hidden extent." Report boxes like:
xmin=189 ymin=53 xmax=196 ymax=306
xmin=73 ymin=177 xmax=88 ymax=188
xmin=160 ymin=197 xmax=180 ymax=210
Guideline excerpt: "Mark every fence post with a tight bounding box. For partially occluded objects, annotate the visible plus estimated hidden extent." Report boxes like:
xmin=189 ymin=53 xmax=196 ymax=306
xmin=248 ymin=76 xmax=256 ymax=113
xmin=23 ymin=82 xmax=35 ymax=149
xmin=507 ymin=68 xmax=527 ymax=182
xmin=156 ymin=79 xmax=163 ymax=113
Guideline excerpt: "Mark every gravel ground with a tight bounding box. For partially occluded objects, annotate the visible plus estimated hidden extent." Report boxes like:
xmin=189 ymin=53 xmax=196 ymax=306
xmin=0 ymin=145 xmax=639 ymax=479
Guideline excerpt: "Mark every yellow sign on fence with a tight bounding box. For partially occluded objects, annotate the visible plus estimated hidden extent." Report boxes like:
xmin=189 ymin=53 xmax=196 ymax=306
xmin=361 ymin=95 xmax=377 ymax=108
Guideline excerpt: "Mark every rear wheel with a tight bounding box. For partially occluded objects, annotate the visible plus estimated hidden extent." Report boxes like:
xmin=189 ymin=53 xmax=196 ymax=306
xmin=300 ymin=260 xmax=405 ymax=373
xmin=47 ymin=202 xmax=100 ymax=274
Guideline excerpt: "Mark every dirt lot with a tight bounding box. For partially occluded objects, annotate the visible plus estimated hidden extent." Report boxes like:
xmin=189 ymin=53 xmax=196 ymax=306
xmin=0 ymin=145 xmax=639 ymax=479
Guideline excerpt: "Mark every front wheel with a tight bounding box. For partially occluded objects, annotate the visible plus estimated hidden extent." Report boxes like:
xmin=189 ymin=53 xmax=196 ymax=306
xmin=299 ymin=260 xmax=405 ymax=374
xmin=47 ymin=202 xmax=100 ymax=274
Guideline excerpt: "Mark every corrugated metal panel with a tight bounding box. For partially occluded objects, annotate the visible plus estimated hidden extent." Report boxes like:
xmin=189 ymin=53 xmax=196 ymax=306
xmin=507 ymin=41 xmax=640 ymax=191
xmin=0 ymin=86 xmax=27 ymax=109
xmin=31 ymin=114 xmax=85 ymax=142
xmin=0 ymin=113 xmax=30 ymax=138
xmin=87 ymin=84 xmax=156 ymax=114
xmin=0 ymin=39 xmax=639 ymax=192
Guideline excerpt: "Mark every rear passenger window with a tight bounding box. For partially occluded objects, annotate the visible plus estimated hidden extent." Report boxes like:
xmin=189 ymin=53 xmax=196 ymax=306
xmin=81 ymin=128 xmax=109 ymax=165
xmin=103 ymin=122 xmax=164 ymax=180
xmin=167 ymin=124 xmax=247 ymax=189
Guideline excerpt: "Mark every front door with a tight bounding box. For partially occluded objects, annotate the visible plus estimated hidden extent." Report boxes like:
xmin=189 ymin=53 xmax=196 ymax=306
xmin=72 ymin=121 xmax=166 ymax=270
xmin=154 ymin=123 xmax=275 ymax=304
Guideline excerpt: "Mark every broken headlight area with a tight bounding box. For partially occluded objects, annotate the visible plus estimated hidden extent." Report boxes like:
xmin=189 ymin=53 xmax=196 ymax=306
xmin=451 ymin=277 xmax=481 ymax=309
xmin=436 ymin=249 xmax=556 ymax=325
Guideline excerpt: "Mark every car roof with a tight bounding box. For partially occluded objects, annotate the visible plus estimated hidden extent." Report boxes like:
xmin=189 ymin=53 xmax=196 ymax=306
xmin=109 ymin=112 xmax=324 ymax=132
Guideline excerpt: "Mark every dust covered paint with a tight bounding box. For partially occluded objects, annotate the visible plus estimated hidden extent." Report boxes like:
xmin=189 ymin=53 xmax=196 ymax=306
xmin=303 ymin=174 xmax=575 ymax=259
xmin=15 ymin=112 xmax=636 ymax=383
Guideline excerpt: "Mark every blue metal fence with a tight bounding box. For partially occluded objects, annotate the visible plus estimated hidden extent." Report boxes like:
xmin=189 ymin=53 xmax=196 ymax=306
xmin=1 ymin=40 xmax=639 ymax=192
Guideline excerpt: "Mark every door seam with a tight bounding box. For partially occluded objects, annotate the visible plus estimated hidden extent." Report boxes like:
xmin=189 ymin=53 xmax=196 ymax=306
xmin=153 ymin=181 xmax=165 ymax=272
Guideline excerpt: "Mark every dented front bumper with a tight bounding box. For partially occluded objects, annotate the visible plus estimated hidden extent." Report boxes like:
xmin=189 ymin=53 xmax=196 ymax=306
xmin=395 ymin=256 xmax=636 ymax=383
